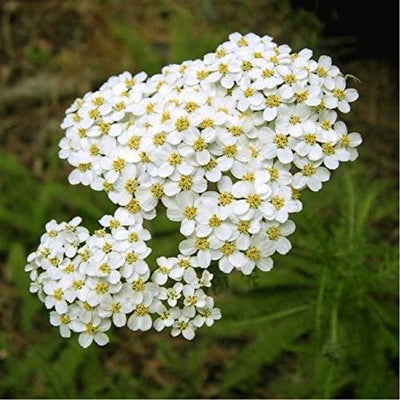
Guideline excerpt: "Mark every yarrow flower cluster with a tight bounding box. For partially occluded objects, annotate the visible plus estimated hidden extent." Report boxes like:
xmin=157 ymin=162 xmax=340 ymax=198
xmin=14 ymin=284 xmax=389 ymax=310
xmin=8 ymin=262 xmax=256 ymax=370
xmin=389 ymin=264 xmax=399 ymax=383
xmin=25 ymin=32 xmax=361 ymax=348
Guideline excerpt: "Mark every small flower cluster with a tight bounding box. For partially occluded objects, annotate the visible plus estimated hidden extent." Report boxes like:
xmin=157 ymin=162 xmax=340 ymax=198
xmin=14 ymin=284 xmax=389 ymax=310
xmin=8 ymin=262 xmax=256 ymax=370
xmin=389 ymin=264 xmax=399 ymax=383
xmin=25 ymin=32 xmax=361 ymax=347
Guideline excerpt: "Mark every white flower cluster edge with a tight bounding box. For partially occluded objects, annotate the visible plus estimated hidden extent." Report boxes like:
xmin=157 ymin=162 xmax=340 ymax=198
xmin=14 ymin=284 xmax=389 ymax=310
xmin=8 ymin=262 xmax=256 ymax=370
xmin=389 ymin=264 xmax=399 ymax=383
xmin=25 ymin=32 xmax=361 ymax=348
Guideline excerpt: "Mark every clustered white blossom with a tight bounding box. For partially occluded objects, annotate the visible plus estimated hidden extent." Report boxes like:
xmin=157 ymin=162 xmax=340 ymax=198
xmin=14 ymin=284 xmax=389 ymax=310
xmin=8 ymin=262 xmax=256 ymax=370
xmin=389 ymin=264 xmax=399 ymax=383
xmin=25 ymin=32 xmax=361 ymax=348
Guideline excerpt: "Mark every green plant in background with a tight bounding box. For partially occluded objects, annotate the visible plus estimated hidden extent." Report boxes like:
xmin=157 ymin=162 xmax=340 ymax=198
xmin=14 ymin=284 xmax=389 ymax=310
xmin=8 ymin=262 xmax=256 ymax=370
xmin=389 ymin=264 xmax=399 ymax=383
xmin=0 ymin=1 xmax=397 ymax=398
xmin=1 ymin=162 xmax=397 ymax=398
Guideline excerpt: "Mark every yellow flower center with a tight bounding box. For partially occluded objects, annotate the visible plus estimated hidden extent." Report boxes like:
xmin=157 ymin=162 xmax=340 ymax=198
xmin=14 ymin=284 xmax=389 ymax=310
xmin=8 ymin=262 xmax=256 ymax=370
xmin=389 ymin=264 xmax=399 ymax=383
xmin=199 ymin=118 xmax=215 ymax=129
xmin=150 ymin=183 xmax=164 ymax=198
xmin=237 ymin=37 xmax=248 ymax=47
xmin=218 ymin=192 xmax=233 ymax=206
xmin=221 ymin=241 xmax=235 ymax=256
xmin=243 ymin=172 xmax=255 ymax=182
xmin=135 ymin=304 xmax=149 ymax=316
xmin=204 ymin=159 xmax=217 ymax=171
xmin=295 ymin=91 xmax=308 ymax=102
xmin=193 ymin=137 xmax=207 ymax=151
xmin=85 ymin=323 xmax=99 ymax=334
xmin=268 ymin=167 xmax=279 ymax=181
xmin=267 ymin=226 xmax=281 ymax=240
xmin=265 ymin=94 xmax=280 ymax=108
xmin=283 ymin=74 xmax=296 ymax=85
xmin=208 ymin=214 xmax=221 ymax=227
xmin=64 ymin=264 xmax=74 ymax=274
xmin=112 ymin=158 xmax=126 ymax=172
xmin=304 ymin=133 xmax=316 ymax=145
xmin=78 ymin=162 xmax=91 ymax=172
xmin=128 ymin=232 xmax=139 ymax=242
xmin=246 ymin=246 xmax=261 ymax=261
xmin=262 ymin=68 xmax=274 ymax=78
xmin=222 ymin=145 xmax=237 ymax=158
xmin=271 ymin=196 xmax=285 ymax=210
xmin=244 ymin=88 xmax=254 ymax=98
xmin=89 ymin=109 xmax=100 ymax=119
xmin=131 ymin=278 xmax=145 ymax=291
xmin=185 ymin=101 xmax=199 ymax=113
xmin=218 ymin=63 xmax=229 ymax=75
xmin=178 ymin=175 xmax=193 ymax=190
xmin=340 ymin=135 xmax=350 ymax=148
xmin=184 ymin=206 xmax=197 ymax=220
xmin=60 ymin=314 xmax=71 ymax=324
xmin=102 ymin=242 xmax=112 ymax=253
xmin=168 ymin=153 xmax=182 ymax=166
xmin=175 ymin=117 xmax=190 ymax=132
xmin=241 ymin=60 xmax=253 ymax=71
xmin=114 ymin=101 xmax=126 ymax=111
xmin=89 ymin=144 xmax=99 ymax=156
xmin=316 ymin=66 xmax=328 ymax=77
xmin=128 ymin=136 xmax=140 ymax=149
xmin=238 ymin=220 xmax=250 ymax=233
xmin=95 ymin=282 xmax=109 ymax=294
xmin=333 ymin=89 xmax=345 ymax=100
xmin=53 ymin=288 xmax=64 ymax=300
xmin=126 ymin=199 xmax=141 ymax=213
xmin=322 ymin=143 xmax=335 ymax=155
xmin=153 ymin=133 xmax=167 ymax=146
xmin=124 ymin=179 xmax=138 ymax=193
xmin=195 ymin=237 xmax=209 ymax=251
xmin=99 ymin=263 xmax=111 ymax=274
xmin=72 ymin=280 xmax=84 ymax=290
xmin=289 ymin=115 xmax=300 ymax=125
xmin=228 ymin=125 xmax=243 ymax=137
xmin=111 ymin=303 xmax=121 ymax=313
xmin=321 ymin=120 xmax=332 ymax=131
xmin=302 ymin=163 xmax=316 ymax=176
xmin=99 ymin=122 xmax=110 ymax=135
xmin=246 ymin=194 xmax=262 ymax=209
xmin=273 ymin=134 xmax=288 ymax=148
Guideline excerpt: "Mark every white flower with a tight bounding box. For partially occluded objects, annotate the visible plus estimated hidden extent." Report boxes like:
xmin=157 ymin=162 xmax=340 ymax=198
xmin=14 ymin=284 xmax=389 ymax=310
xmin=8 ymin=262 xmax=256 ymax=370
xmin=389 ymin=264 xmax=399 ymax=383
xmin=262 ymin=220 xmax=296 ymax=255
xmin=293 ymin=121 xmax=323 ymax=161
xmin=49 ymin=305 xmax=79 ymax=338
xmin=179 ymin=235 xmax=215 ymax=268
xmin=183 ymin=286 xmax=207 ymax=310
xmin=212 ymin=239 xmax=246 ymax=273
xmin=165 ymin=282 xmax=183 ymax=307
xmin=153 ymin=304 xmax=175 ymax=331
xmin=127 ymin=292 xmax=156 ymax=331
xmin=170 ymin=307 xmax=196 ymax=340
xmin=28 ymin=31 xmax=362 ymax=347
xmin=43 ymin=280 xmax=72 ymax=314
xmin=233 ymin=181 xmax=272 ymax=220
xmin=152 ymin=257 xmax=175 ymax=285
xmin=310 ymin=55 xmax=340 ymax=90
xmin=275 ymin=104 xmax=313 ymax=137
xmin=195 ymin=196 xmax=233 ymax=241
xmin=324 ymin=76 xmax=359 ymax=113
xmin=193 ymin=297 xmax=222 ymax=327
xmin=163 ymin=191 xmax=200 ymax=236
xmin=68 ymin=153 xmax=97 ymax=186
xmin=292 ymin=156 xmax=330 ymax=192
xmin=233 ymin=77 xmax=264 ymax=111
xmin=98 ymin=292 xmax=134 ymax=327
xmin=262 ymin=186 xmax=301 ymax=223
xmin=262 ymin=127 xmax=295 ymax=164
xmin=71 ymin=315 xmax=111 ymax=348
xmin=242 ymin=236 xmax=274 ymax=275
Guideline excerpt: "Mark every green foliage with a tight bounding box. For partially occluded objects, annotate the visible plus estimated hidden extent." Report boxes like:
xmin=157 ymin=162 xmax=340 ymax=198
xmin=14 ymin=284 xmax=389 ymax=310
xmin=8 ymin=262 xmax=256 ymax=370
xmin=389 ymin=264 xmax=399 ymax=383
xmin=0 ymin=2 xmax=397 ymax=398
xmin=109 ymin=20 xmax=163 ymax=75
xmin=1 ymin=154 xmax=397 ymax=398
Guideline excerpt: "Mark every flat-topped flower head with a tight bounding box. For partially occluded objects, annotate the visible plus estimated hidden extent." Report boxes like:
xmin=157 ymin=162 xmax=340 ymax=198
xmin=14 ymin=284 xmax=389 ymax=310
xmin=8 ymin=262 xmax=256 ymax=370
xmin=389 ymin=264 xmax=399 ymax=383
xmin=25 ymin=32 xmax=361 ymax=347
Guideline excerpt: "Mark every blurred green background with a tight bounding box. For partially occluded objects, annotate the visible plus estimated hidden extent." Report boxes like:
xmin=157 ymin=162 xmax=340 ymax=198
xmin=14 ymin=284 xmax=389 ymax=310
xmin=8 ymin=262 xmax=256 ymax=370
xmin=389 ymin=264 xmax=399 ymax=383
xmin=0 ymin=0 xmax=398 ymax=398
